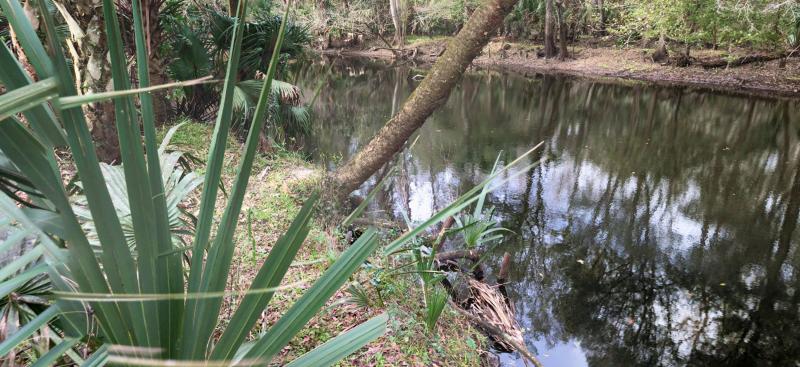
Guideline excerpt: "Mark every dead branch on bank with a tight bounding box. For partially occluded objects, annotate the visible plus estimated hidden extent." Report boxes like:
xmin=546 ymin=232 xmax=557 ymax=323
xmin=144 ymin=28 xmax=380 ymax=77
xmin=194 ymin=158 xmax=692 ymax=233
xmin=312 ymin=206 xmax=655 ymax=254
xmin=697 ymin=52 xmax=787 ymax=69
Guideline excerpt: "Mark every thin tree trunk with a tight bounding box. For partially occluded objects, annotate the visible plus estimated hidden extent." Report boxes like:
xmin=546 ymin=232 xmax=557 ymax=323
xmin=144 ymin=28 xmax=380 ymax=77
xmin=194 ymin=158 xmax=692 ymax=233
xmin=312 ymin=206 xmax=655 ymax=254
xmin=323 ymin=0 xmax=521 ymax=203
xmin=556 ymin=0 xmax=568 ymax=60
xmin=544 ymin=0 xmax=556 ymax=58
xmin=389 ymin=0 xmax=405 ymax=47
xmin=595 ymin=0 xmax=605 ymax=35
xmin=142 ymin=0 xmax=172 ymax=125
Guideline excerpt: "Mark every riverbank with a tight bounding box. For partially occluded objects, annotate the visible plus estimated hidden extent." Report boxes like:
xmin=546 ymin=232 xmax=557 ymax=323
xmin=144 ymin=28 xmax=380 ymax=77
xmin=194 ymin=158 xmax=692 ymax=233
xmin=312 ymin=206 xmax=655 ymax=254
xmin=323 ymin=37 xmax=800 ymax=99
xmin=161 ymin=121 xmax=488 ymax=366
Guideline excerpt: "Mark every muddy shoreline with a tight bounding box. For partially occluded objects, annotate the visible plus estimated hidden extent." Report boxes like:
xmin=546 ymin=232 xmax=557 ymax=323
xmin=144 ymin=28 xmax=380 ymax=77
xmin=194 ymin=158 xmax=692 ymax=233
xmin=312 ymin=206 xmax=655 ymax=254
xmin=320 ymin=39 xmax=800 ymax=100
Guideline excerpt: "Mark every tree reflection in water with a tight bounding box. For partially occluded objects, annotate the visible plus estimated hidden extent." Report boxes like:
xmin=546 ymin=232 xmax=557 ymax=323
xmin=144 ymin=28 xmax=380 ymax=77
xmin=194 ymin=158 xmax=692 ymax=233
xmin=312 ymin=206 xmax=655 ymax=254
xmin=296 ymin=58 xmax=800 ymax=366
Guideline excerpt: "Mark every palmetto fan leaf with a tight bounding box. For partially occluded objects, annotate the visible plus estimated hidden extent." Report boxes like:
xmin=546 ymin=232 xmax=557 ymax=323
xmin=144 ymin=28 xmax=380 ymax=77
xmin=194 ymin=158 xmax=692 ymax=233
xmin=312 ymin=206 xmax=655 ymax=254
xmin=0 ymin=197 xmax=89 ymax=365
xmin=162 ymin=2 xmax=312 ymax=138
xmin=71 ymin=133 xmax=203 ymax=251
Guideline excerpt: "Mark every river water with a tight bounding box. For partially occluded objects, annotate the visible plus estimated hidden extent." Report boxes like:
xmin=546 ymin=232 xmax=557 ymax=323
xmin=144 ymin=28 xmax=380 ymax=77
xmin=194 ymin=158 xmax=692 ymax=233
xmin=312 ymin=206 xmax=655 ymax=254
xmin=294 ymin=57 xmax=800 ymax=366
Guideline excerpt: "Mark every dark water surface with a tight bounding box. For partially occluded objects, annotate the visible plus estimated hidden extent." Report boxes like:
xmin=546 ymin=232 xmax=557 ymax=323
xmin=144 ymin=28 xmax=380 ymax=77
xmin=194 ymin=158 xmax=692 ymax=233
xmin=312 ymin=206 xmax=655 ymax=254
xmin=294 ymin=57 xmax=800 ymax=366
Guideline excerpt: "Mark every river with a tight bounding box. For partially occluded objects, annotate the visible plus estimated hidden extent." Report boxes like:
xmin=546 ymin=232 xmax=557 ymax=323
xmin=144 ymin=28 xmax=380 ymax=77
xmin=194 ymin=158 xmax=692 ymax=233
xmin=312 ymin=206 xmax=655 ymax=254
xmin=294 ymin=57 xmax=800 ymax=366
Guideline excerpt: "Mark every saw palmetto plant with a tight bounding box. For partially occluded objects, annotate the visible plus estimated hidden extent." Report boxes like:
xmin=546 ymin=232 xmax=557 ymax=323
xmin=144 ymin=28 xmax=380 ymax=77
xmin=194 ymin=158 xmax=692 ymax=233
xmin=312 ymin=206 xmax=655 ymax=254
xmin=163 ymin=0 xmax=312 ymax=140
xmin=0 ymin=0 xmax=388 ymax=364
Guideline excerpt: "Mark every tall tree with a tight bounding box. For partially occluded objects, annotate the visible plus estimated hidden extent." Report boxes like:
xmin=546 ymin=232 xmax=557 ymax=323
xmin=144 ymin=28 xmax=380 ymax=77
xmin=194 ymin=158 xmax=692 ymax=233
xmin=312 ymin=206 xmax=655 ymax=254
xmin=389 ymin=0 xmax=405 ymax=46
xmin=556 ymin=0 xmax=568 ymax=60
xmin=58 ymin=0 xmax=119 ymax=162
xmin=544 ymin=0 xmax=556 ymax=58
xmin=595 ymin=0 xmax=605 ymax=35
xmin=118 ymin=0 xmax=173 ymax=125
xmin=324 ymin=0 xmax=521 ymax=202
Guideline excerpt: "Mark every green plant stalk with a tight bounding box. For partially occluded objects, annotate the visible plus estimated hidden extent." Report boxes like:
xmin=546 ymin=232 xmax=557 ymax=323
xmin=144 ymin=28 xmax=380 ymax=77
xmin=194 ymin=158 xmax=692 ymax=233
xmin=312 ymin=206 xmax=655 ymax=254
xmin=210 ymin=193 xmax=315 ymax=360
xmin=0 ymin=305 xmax=59 ymax=355
xmin=192 ymin=1 xmax=293 ymax=357
xmin=284 ymin=313 xmax=387 ymax=367
xmin=102 ymin=0 xmax=162 ymax=348
xmin=383 ymin=142 xmax=544 ymax=254
xmin=57 ymin=77 xmax=213 ymax=109
xmin=0 ymin=43 xmax=66 ymax=147
xmin=0 ymin=0 xmax=52 ymax=76
xmin=34 ymin=0 xmax=138 ymax=346
xmin=242 ymin=229 xmax=381 ymax=361
xmin=130 ymin=0 xmax=186 ymax=355
xmin=0 ymin=77 xmax=57 ymax=122
xmin=342 ymin=167 xmax=395 ymax=228
xmin=181 ymin=0 xmax=249 ymax=356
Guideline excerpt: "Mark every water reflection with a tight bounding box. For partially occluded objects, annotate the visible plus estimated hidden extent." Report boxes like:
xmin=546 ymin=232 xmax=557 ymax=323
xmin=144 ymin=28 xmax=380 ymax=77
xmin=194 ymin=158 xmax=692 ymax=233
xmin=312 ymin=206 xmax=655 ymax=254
xmin=294 ymin=57 xmax=800 ymax=366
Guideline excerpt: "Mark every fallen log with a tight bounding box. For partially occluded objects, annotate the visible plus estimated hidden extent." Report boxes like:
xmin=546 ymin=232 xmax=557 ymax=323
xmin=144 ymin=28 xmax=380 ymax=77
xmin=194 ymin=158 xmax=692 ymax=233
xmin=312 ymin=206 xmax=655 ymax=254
xmin=449 ymin=299 xmax=543 ymax=367
xmin=698 ymin=53 xmax=786 ymax=69
xmin=435 ymin=249 xmax=482 ymax=263
xmin=435 ymin=249 xmax=540 ymax=365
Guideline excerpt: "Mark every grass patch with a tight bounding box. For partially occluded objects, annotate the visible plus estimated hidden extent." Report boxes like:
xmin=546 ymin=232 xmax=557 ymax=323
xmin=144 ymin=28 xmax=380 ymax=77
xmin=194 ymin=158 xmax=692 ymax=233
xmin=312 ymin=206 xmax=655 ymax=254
xmin=406 ymin=35 xmax=451 ymax=47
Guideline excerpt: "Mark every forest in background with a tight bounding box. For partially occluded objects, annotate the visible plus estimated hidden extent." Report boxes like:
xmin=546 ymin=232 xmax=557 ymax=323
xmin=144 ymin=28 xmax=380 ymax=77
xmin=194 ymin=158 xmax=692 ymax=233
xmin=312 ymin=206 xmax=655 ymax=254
xmin=307 ymin=0 xmax=800 ymax=54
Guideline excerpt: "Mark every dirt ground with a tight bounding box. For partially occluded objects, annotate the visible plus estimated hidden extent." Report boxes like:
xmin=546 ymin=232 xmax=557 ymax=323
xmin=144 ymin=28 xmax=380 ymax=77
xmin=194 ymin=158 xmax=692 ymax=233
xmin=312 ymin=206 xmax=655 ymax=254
xmin=324 ymin=38 xmax=800 ymax=99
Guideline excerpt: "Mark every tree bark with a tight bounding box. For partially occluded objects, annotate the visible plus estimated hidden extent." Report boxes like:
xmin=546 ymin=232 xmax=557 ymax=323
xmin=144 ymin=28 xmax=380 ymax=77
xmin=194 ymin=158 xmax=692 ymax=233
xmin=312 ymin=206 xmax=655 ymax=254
xmin=556 ymin=0 xmax=568 ymax=60
xmin=543 ymin=0 xmax=556 ymax=58
xmin=60 ymin=0 xmax=120 ymax=163
xmin=389 ymin=0 xmax=405 ymax=47
xmin=142 ymin=0 xmax=172 ymax=125
xmin=323 ymin=0 xmax=521 ymax=203
xmin=595 ymin=0 xmax=605 ymax=35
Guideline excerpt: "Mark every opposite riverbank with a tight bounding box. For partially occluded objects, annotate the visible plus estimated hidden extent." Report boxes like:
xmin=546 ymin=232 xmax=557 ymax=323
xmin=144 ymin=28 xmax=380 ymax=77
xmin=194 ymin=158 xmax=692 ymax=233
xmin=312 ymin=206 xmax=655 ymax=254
xmin=323 ymin=37 xmax=800 ymax=99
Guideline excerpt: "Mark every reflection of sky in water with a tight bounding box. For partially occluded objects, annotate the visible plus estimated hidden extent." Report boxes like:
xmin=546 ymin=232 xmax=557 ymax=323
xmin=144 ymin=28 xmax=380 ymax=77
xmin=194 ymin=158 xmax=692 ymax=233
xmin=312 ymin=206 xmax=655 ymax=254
xmin=393 ymin=149 xmax=715 ymax=365
xmin=299 ymin=59 xmax=800 ymax=366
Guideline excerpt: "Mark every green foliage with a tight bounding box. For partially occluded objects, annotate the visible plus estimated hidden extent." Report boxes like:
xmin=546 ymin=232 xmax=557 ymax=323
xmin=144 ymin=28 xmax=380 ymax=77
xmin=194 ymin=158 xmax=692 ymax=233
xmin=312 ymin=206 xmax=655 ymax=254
xmin=413 ymin=0 xmax=480 ymax=35
xmin=609 ymin=0 xmax=796 ymax=50
xmin=424 ymin=287 xmax=447 ymax=332
xmin=412 ymin=244 xmax=448 ymax=331
xmin=297 ymin=0 xmax=798 ymax=50
xmin=453 ymin=211 xmax=510 ymax=249
xmin=71 ymin=126 xmax=203 ymax=251
xmin=162 ymin=0 xmax=312 ymax=141
xmin=452 ymin=154 xmax=512 ymax=250
xmin=0 ymin=203 xmax=86 ymax=365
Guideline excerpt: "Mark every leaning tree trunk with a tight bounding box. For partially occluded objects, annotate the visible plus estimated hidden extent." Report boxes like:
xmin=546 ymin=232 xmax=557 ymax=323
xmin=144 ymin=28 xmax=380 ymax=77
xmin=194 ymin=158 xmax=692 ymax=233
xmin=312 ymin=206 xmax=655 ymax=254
xmin=543 ymin=0 xmax=556 ymax=58
xmin=323 ymin=0 xmax=521 ymax=203
xmin=60 ymin=0 xmax=119 ymax=163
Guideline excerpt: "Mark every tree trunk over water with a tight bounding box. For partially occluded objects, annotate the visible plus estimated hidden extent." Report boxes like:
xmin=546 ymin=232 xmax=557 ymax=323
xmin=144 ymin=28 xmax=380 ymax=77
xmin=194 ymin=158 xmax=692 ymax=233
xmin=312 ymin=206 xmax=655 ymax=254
xmin=323 ymin=0 xmax=521 ymax=203
xmin=544 ymin=0 xmax=556 ymax=58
